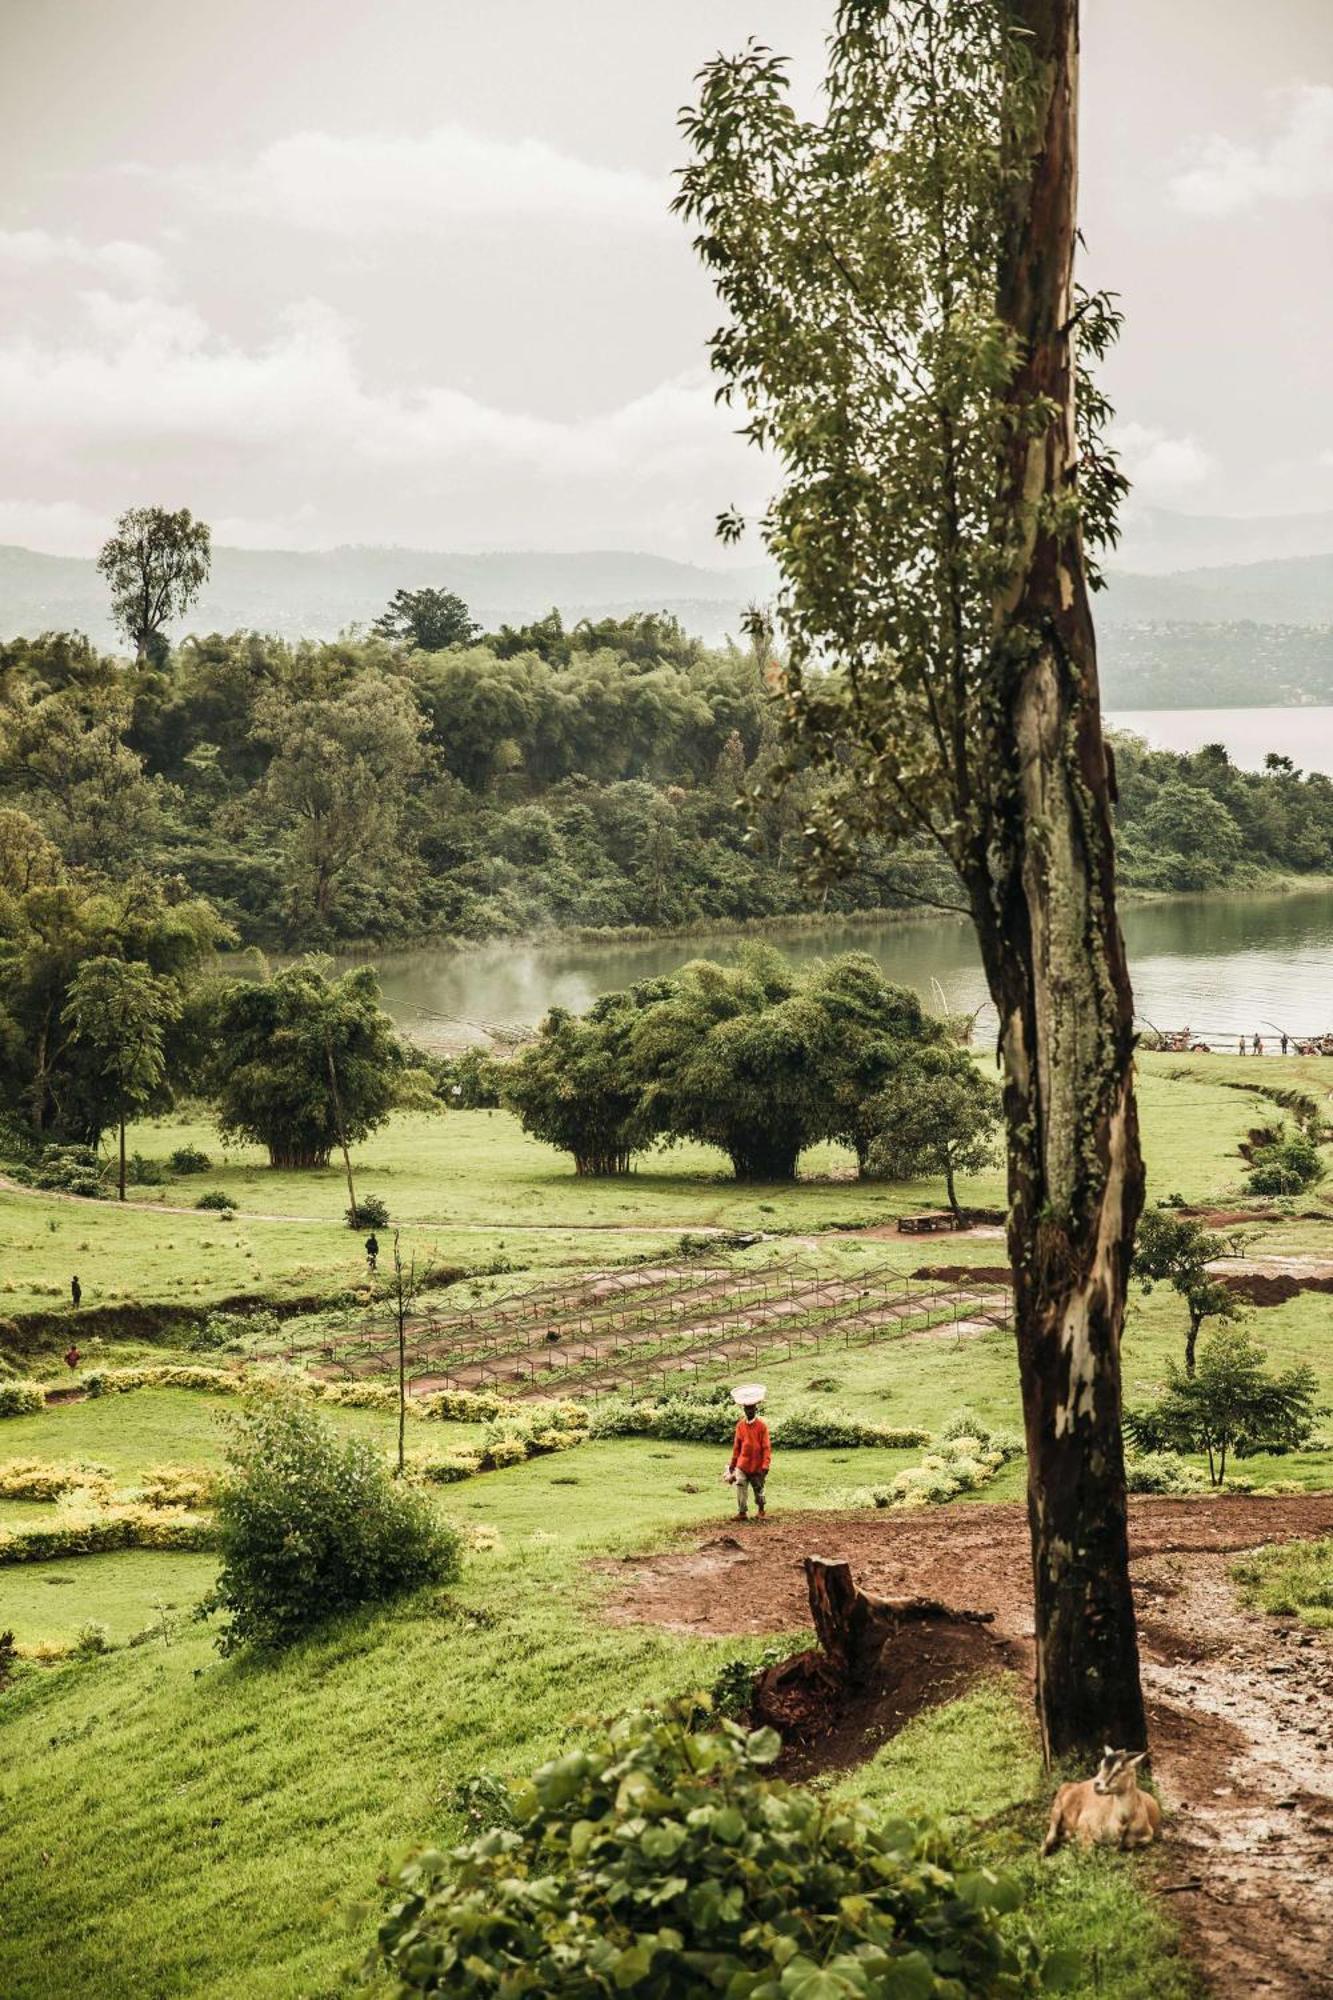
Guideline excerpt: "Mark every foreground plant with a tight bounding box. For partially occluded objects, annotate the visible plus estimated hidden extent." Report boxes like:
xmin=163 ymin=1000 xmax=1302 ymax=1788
xmin=208 ymin=1397 xmax=462 ymax=1653
xmin=377 ymin=1708 xmax=1056 ymax=1996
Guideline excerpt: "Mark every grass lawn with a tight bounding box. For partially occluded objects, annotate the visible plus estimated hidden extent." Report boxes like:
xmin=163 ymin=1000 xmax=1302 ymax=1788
xmin=0 ymin=1437 xmax=1200 ymax=2000
xmin=1 ymin=1050 xmax=1299 ymax=1321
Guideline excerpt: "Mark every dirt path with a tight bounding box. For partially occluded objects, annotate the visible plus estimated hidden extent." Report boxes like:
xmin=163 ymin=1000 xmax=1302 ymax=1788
xmin=601 ymin=1495 xmax=1333 ymax=2000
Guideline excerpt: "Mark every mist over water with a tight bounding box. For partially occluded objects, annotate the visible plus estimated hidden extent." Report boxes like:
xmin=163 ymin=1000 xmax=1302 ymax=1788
xmin=346 ymin=885 xmax=1333 ymax=1049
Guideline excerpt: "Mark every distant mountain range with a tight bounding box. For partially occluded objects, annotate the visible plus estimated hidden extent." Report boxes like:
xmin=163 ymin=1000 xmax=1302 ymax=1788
xmin=2 ymin=520 xmax=1332 ymax=706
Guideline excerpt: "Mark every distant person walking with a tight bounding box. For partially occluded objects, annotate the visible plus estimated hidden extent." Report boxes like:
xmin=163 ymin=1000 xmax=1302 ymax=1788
xmin=726 ymin=1383 xmax=771 ymax=1522
xmin=70 ymin=1274 xmax=81 ymax=1309
xmin=364 ymin=1233 xmax=379 ymax=1274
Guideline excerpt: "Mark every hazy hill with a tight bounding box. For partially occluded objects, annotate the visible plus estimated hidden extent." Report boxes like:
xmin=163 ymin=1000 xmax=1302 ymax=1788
xmin=0 ymin=543 xmax=776 ymax=650
xmin=3 ymin=535 xmax=1333 ymax=705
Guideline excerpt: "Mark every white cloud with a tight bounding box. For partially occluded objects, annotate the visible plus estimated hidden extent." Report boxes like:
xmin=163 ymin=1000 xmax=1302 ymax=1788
xmin=0 ymin=229 xmax=167 ymax=292
xmin=0 ymin=290 xmax=762 ymax=557
xmin=180 ymin=124 xmax=668 ymax=235
xmin=1170 ymin=85 xmax=1333 ymax=216
xmin=1115 ymin=421 xmax=1216 ymax=496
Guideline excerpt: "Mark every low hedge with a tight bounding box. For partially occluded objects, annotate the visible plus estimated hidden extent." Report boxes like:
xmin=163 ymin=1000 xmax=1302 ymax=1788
xmin=0 ymin=1380 xmax=47 ymax=1418
xmin=0 ymin=1457 xmax=114 ymax=1501
xmin=0 ymin=1505 xmax=217 ymax=1565
xmin=587 ymin=1393 xmax=929 ymax=1451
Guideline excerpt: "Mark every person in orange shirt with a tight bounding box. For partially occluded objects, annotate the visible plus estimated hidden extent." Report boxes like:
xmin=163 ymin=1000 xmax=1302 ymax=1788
xmin=728 ymin=1385 xmax=771 ymax=1522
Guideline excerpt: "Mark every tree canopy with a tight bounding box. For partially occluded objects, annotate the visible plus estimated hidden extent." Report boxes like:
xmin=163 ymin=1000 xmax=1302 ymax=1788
xmin=372 ymin=587 xmax=480 ymax=652
xmin=96 ymin=506 xmax=211 ymax=662
xmin=205 ymin=961 xmax=432 ymax=1168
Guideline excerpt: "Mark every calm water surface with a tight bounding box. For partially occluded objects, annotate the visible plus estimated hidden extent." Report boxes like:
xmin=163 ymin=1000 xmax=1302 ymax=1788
xmin=356 ymin=888 xmax=1333 ymax=1049
xmin=310 ymin=709 xmax=1333 ymax=1044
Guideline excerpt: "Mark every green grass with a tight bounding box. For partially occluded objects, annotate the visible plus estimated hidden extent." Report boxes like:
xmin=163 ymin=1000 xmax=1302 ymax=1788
xmin=0 ymin=1439 xmax=1196 ymax=2000
xmin=2 ymin=1550 xmax=219 ymax=1644
xmin=1232 ymin=1536 xmax=1333 ymax=1627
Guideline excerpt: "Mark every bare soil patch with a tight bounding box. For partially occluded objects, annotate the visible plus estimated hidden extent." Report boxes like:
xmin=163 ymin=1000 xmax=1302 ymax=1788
xmin=602 ymin=1495 xmax=1333 ymax=1999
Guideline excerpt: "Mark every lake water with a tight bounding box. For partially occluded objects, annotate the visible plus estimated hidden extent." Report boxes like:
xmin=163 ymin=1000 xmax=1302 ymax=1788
xmin=322 ymin=706 xmax=1333 ymax=1046
xmin=361 ymin=887 xmax=1333 ymax=1051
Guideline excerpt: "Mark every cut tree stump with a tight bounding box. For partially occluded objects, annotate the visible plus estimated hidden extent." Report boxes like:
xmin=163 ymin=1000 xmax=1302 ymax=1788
xmin=753 ymin=1556 xmax=997 ymax=1741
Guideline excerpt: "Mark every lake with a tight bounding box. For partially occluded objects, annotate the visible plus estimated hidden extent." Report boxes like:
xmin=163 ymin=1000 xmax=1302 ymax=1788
xmin=328 ymin=705 xmax=1333 ymax=1046
xmin=361 ymin=886 xmax=1333 ymax=1052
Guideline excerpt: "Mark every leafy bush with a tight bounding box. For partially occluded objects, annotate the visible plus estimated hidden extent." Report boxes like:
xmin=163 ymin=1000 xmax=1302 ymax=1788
xmin=187 ymin=1307 xmax=282 ymax=1354
xmin=75 ymin=1621 xmax=112 ymax=1656
xmin=0 ymin=1507 xmax=216 ymax=1565
xmin=195 ymin=1188 xmax=238 ymax=1212
xmin=405 ymin=1450 xmax=482 ymax=1485
xmin=348 ymin=1195 xmax=391 ymax=1229
xmin=23 ymin=1145 xmax=106 ymax=1197
xmin=449 ymin=1771 xmax=517 ymax=1835
xmin=138 ymin=1463 xmax=219 ymax=1510
xmin=1246 ymin=1130 xmax=1327 ymax=1196
xmin=376 ymin=1709 xmax=1045 ymax=1997
xmin=851 ymin=1412 xmax=1022 ymax=1511
xmin=0 ymin=1381 xmax=45 ymax=1418
xmin=209 ymin=1398 xmax=464 ymax=1652
xmin=1126 ymin=1325 xmax=1322 ymax=1484
xmin=587 ymin=1392 xmax=928 ymax=1451
xmin=1123 ymin=1450 xmax=1209 ymax=1495
xmin=126 ymin=1151 xmax=167 ymax=1186
xmin=708 ymin=1644 xmax=784 ymax=1720
xmin=169 ymin=1144 xmax=213 ymax=1174
xmin=0 ymin=1458 xmax=113 ymax=1501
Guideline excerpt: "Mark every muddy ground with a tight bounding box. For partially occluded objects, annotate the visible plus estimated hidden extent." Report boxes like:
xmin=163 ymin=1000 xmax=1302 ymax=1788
xmin=602 ymin=1495 xmax=1333 ymax=1999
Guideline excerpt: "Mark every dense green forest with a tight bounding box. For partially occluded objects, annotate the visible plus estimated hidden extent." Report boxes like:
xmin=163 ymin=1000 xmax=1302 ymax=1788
xmin=3 ymin=610 xmax=1333 ymax=951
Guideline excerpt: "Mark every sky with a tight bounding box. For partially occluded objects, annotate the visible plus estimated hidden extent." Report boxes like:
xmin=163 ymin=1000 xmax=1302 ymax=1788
xmin=1 ymin=0 xmax=1330 ymax=562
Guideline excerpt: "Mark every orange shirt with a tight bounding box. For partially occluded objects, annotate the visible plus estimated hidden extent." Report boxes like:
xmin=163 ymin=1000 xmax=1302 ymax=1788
xmin=730 ymin=1416 xmax=771 ymax=1475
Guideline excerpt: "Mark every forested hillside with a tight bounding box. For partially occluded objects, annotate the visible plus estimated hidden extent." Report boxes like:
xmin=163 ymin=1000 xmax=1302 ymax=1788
xmin=4 ymin=611 xmax=1333 ymax=950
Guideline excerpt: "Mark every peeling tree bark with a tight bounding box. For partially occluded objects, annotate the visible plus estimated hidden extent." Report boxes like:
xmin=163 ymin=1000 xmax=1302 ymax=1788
xmin=971 ymin=0 xmax=1147 ymax=1763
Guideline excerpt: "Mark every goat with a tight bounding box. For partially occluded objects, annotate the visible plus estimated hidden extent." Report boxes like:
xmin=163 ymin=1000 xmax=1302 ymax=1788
xmin=1042 ymin=1746 xmax=1161 ymax=1855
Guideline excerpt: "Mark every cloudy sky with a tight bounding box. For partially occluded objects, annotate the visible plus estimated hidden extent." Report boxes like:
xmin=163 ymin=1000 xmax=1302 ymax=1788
xmin=2 ymin=0 xmax=1330 ymax=560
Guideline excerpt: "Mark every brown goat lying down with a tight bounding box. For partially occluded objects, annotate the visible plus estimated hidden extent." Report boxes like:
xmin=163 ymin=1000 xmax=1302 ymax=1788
xmin=1043 ymin=1747 xmax=1162 ymax=1854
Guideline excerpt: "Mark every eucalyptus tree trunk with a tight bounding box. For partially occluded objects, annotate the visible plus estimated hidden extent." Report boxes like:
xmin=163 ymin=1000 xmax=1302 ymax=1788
xmin=974 ymin=0 xmax=1147 ymax=1763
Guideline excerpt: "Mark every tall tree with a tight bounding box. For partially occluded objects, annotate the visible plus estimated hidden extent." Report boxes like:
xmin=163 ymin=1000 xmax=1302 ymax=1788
xmin=206 ymin=961 xmax=433 ymax=1169
xmin=680 ymin=0 xmax=1146 ymax=1758
xmin=251 ymin=674 xmax=427 ymax=933
xmin=1132 ymin=1208 xmax=1242 ymax=1376
xmin=866 ymin=1053 xmax=1002 ymax=1220
xmin=65 ymin=955 xmax=178 ymax=1199
xmin=372 ymin=587 xmax=480 ymax=652
xmin=97 ymin=506 xmax=211 ymax=662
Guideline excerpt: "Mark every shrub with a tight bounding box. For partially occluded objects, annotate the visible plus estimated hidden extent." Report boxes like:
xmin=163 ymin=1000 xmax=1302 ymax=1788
xmin=1246 ymin=1130 xmax=1327 ymax=1196
xmin=138 ymin=1464 xmax=219 ymax=1510
xmin=1123 ymin=1450 xmax=1209 ymax=1496
xmin=587 ymin=1393 xmax=928 ymax=1451
xmin=0 ymin=1458 xmax=113 ymax=1502
xmin=75 ymin=1620 xmax=112 ymax=1656
xmin=126 ymin=1152 xmax=167 ymax=1187
xmin=405 ymin=1450 xmax=482 ymax=1485
xmin=27 ymin=1146 xmax=106 ymax=1197
xmin=449 ymin=1771 xmax=517 ymax=1835
xmin=347 ymin=1195 xmax=391 ymax=1229
xmin=709 ymin=1644 xmax=784 ymax=1720
xmin=0 ymin=1507 xmax=216 ymax=1565
xmin=195 ymin=1188 xmax=238 ymax=1212
xmin=209 ymin=1398 xmax=464 ymax=1652
xmin=169 ymin=1144 xmax=212 ymax=1174
xmin=0 ymin=1381 xmax=45 ymax=1418
xmin=376 ymin=1709 xmax=1045 ymax=1997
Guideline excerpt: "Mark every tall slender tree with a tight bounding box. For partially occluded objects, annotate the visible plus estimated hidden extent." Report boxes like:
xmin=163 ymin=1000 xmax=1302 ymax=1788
xmin=97 ymin=506 xmax=211 ymax=663
xmin=679 ymin=0 xmax=1146 ymax=1759
xmin=65 ymin=955 xmax=178 ymax=1199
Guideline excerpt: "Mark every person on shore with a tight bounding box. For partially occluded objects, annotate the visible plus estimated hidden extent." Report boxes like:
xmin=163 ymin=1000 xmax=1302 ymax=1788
xmin=1238 ymin=1036 xmax=1246 ymax=1056
xmin=726 ymin=1383 xmax=771 ymax=1522
xmin=1281 ymin=1032 xmax=1289 ymax=1056
xmin=70 ymin=1275 xmax=81 ymax=1309
xmin=1254 ymin=1034 xmax=1264 ymax=1056
xmin=365 ymin=1233 xmax=379 ymax=1273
